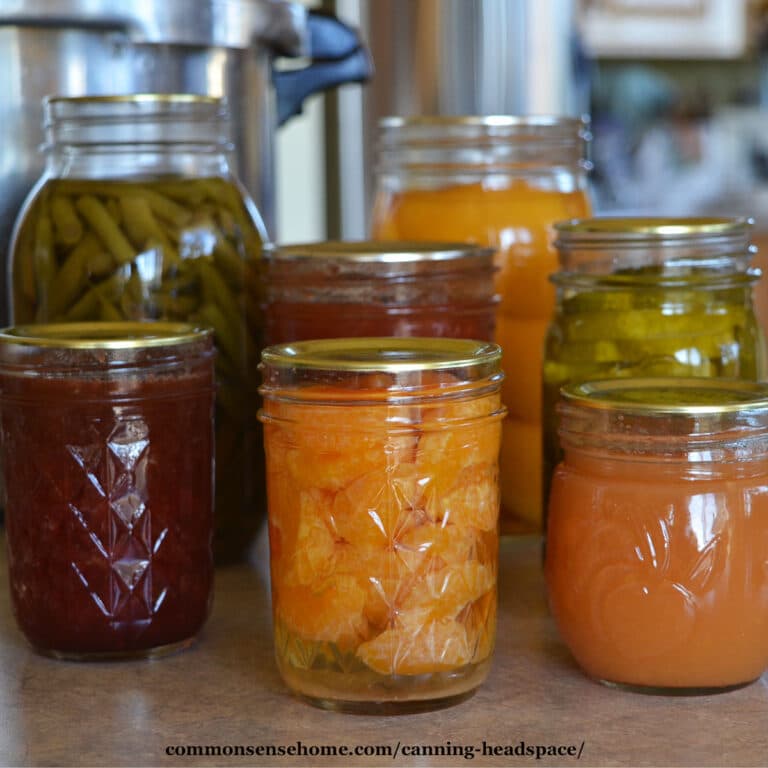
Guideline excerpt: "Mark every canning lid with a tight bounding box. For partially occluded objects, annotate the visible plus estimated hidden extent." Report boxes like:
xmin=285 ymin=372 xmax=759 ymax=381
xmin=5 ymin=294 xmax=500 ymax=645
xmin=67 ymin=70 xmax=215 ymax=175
xmin=558 ymin=378 xmax=768 ymax=456
xmin=260 ymin=337 xmax=503 ymax=402
xmin=0 ymin=322 xmax=214 ymax=372
xmin=267 ymin=241 xmax=494 ymax=265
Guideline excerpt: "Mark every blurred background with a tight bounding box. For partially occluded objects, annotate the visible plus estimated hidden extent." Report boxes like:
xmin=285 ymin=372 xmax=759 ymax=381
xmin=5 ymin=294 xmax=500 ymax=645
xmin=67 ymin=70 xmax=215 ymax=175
xmin=278 ymin=0 xmax=768 ymax=257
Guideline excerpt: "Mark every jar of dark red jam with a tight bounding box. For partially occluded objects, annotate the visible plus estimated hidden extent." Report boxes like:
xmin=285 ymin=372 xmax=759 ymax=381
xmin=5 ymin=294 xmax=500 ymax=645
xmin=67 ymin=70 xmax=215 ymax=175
xmin=0 ymin=322 xmax=215 ymax=659
xmin=263 ymin=241 xmax=497 ymax=345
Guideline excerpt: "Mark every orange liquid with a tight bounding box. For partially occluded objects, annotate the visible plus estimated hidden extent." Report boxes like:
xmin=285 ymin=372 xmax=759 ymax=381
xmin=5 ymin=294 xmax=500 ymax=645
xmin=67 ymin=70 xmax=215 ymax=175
xmin=262 ymin=388 xmax=502 ymax=704
xmin=546 ymin=453 xmax=768 ymax=690
xmin=372 ymin=180 xmax=590 ymax=532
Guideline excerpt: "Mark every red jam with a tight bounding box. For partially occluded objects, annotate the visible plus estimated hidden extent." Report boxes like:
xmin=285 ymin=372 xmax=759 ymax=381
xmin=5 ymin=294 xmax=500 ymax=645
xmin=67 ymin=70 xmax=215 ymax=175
xmin=0 ymin=323 xmax=215 ymax=659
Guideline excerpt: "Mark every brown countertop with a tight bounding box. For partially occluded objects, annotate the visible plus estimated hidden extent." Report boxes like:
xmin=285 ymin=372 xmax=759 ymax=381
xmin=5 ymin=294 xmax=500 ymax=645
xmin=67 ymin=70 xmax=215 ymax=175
xmin=0 ymin=532 xmax=765 ymax=767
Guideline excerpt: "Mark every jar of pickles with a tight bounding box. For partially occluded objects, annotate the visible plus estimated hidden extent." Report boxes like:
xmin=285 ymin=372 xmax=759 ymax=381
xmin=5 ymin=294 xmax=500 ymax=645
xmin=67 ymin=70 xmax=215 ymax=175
xmin=371 ymin=116 xmax=591 ymax=534
xmin=263 ymin=241 xmax=497 ymax=345
xmin=0 ymin=322 xmax=215 ymax=659
xmin=546 ymin=378 xmax=768 ymax=693
xmin=8 ymin=94 xmax=267 ymax=563
xmin=259 ymin=338 xmax=505 ymax=712
xmin=543 ymin=217 xmax=766 ymax=527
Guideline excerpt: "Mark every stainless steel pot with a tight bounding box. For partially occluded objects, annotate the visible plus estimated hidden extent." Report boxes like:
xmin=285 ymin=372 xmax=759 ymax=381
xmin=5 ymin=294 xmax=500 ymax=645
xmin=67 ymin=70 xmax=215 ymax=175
xmin=0 ymin=0 xmax=370 ymax=323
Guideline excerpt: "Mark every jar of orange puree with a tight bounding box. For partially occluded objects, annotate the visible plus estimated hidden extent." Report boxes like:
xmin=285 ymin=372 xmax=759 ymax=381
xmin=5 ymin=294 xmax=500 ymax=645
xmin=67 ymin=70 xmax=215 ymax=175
xmin=372 ymin=116 xmax=591 ymax=533
xmin=259 ymin=338 xmax=505 ymax=712
xmin=546 ymin=377 xmax=768 ymax=694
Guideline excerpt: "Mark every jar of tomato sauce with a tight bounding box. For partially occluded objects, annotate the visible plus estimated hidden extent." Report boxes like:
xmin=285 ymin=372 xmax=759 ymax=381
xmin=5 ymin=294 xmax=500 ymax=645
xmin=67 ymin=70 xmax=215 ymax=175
xmin=546 ymin=377 xmax=768 ymax=693
xmin=0 ymin=322 xmax=215 ymax=659
xmin=371 ymin=116 xmax=591 ymax=534
xmin=543 ymin=217 xmax=766 ymax=530
xmin=263 ymin=241 xmax=497 ymax=345
xmin=259 ymin=338 xmax=505 ymax=712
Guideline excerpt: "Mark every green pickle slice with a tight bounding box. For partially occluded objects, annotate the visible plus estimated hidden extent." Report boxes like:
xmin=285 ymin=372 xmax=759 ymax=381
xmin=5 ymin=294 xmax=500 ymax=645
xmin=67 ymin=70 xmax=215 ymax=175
xmin=11 ymin=176 xmax=266 ymax=564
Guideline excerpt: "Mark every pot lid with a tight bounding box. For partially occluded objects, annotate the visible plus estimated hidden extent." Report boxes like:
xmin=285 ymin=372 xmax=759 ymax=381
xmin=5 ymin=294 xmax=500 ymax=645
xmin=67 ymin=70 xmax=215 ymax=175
xmin=0 ymin=0 xmax=307 ymax=53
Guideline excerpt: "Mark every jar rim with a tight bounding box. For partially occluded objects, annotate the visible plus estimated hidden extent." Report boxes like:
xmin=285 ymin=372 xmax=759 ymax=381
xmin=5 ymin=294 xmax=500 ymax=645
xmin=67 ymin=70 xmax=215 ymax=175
xmin=555 ymin=216 xmax=753 ymax=241
xmin=266 ymin=240 xmax=495 ymax=264
xmin=0 ymin=322 xmax=213 ymax=351
xmin=561 ymin=378 xmax=768 ymax=417
xmin=379 ymin=115 xmax=588 ymax=130
xmin=261 ymin=337 xmax=501 ymax=373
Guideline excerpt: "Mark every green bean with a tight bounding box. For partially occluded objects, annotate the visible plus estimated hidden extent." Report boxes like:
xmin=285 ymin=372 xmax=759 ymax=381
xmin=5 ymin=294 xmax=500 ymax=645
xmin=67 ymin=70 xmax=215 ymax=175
xmin=49 ymin=238 xmax=91 ymax=317
xmin=196 ymin=301 xmax=241 ymax=366
xmin=140 ymin=189 xmax=190 ymax=228
xmin=75 ymin=195 xmax=135 ymax=265
xmin=99 ymin=295 xmax=123 ymax=321
xmin=33 ymin=216 xmax=55 ymax=320
xmin=212 ymin=234 xmax=245 ymax=287
xmin=153 ymin=293 xmax=201 ymax=317
xmin=119 ymin=197 xmax=180 ymax=270
xmin=51 ymin=196 xmax=83 ymax=246
xmin=64 ymin=270 xmax=128 ymax=320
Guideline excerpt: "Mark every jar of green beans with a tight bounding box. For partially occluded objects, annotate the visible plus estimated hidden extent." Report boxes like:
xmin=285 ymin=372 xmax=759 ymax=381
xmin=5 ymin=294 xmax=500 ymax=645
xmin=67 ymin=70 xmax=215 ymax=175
xmin=9 ymin=94 xmax=267 ymax=564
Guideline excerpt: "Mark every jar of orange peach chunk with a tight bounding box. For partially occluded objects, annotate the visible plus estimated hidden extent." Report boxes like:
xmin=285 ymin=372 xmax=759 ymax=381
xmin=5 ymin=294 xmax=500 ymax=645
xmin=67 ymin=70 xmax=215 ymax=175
xmin=259 ymin=338 xmax=505 ymax=713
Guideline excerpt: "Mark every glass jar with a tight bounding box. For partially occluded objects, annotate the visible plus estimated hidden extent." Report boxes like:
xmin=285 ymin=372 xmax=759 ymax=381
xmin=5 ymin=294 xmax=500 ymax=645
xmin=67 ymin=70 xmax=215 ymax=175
xmin=8 ymin=94 xmax=267 ymax=564
xmin=0 ymin=322 xmax=215 ymax=659
xmin=263 ymin=241 xmax=497 ymax=345
xmin=543 ymin=217 xmax=766 ymax=528
xmin=546 ymin=377 xmax=768 ymax=693
xmin=259 ymin=338 xmax=505 ymax=712
xmin=371 ymin=115 xmax=591 ymax=534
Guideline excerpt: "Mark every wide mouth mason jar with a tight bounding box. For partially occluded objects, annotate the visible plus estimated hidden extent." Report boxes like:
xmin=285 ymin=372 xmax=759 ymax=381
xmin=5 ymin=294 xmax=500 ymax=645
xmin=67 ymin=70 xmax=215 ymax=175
xmin=0 ymin=322 xmax=215 ymax=659
xmin=263 ymin=240 xmax=497 ymax=345
xmin=543 ymin=217 xmax=766 ymax=536
xmin=371 ymin=115 xmax=592 ymax=535
xmin=259 ymin=337 xmax=505 ymax=713
xmin=8 ymin=94 xmax=267 ymax=564
xmin=546 ymin=377 xmax=768 ymax=694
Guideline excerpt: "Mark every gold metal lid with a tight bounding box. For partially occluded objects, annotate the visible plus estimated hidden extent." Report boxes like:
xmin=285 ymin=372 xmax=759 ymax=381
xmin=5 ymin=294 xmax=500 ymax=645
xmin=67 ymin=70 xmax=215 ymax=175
xmin=561 ymin=378 xmax=768 ymax=416
xmin=0 ymin=322 xmax=212 ymax=350
xmin=266 ymin=241 xmax=494 ymax=264
xmin=555 ymin=216 xmax=753 ymax=239
xmin=261 ymin=337 xmax=501 ymax=373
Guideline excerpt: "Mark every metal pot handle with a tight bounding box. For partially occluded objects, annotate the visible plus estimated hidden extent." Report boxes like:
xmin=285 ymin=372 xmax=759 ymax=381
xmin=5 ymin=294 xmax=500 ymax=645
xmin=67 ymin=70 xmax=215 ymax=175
xmin=273 ymin=10 xmax=372 ymax=126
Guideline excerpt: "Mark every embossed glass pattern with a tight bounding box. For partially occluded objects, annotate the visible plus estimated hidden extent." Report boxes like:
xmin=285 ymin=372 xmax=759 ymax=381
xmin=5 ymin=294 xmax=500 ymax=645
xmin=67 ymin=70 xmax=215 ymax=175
xmin=0 ymin=322 xmax=215 ymax=659
xmin=259 ymin=338 xmax=505 ymax=713
xmin=546 ymin=377 xmax=768 ymax=693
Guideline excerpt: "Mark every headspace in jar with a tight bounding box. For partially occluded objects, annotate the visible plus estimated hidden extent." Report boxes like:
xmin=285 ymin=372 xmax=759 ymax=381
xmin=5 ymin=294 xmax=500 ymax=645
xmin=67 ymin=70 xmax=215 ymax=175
xmin=546 ymin=377 xmax=768 ymax=693
xmin=371 ymin=115 xmax=592 ymax=534
xmin=259 ymin=338 xmax=505 ymax=712
xmin=263 ymin=241 xmax=497 ymax=345
xmin=0 ymin=322 xmax=215 ymax=659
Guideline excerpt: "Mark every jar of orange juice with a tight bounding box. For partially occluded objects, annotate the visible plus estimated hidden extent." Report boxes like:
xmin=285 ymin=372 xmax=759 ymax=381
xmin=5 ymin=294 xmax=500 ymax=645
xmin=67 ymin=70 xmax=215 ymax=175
xmin=546 ymin=377 xmax=768 ymax=693
xmin=371 ymin=116 xmax=591 ymax=534
xmin=259 ymin=338 xmax=505 ymax=712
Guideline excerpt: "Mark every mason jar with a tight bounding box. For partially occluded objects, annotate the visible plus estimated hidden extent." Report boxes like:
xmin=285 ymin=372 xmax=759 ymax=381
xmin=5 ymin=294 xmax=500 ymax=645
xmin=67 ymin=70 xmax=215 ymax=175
xmin=543 ymin=217 xmax=766 ymax=528
xmin=546 ymin=377 xmax=768 ymax=693
xmin=0 ymin=322 xmax=215 ymax=659
xmin=8 ymin=94 xmax=267 ymax=564
xmin=259 ymin=338 xmax=505 ymax=712
xmin=371 ymin=115 xmax=592 ymax=534
xmin=263 ymin=241 xmax=497 ymax=345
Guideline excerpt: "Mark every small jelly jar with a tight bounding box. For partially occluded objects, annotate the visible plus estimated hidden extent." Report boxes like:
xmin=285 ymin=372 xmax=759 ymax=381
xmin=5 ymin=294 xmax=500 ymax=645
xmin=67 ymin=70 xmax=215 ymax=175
xmin=546 ymin=377 xmax=768 ymax=694
xmin=0 ymin=322 xmax=215 ymax=659
xmin=259 ymin=338 xmax=505 ymax=712
xmin=263 ymin=241 xmax=497 ymax=345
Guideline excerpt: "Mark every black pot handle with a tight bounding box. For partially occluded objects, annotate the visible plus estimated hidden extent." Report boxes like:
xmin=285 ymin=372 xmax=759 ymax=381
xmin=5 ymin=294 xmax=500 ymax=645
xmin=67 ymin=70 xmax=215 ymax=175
xmin=273 ymin=10 xmax=372 ymax=126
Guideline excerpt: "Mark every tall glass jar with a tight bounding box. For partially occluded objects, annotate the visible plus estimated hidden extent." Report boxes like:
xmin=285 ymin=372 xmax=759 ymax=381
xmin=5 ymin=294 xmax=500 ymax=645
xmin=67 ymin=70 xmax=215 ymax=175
xmin=259 ymin=338 xmax=505 ymax=712
xmin=543 ymin=217 xmax=766 ymax=528
xmin=263 ymin=241 xmax=497 ymax=345
xmin=0 ymin=322 xmax=215 ymax=659
xmin=371 ymin=116 xmax=591 ymax=534
xmin=546 ymin=378 xmax=768 ymax=693
xmin=8 ymin=95 xmax=267 ymax=564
